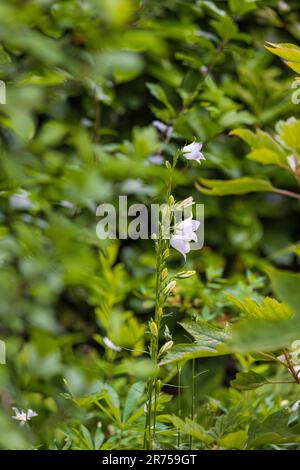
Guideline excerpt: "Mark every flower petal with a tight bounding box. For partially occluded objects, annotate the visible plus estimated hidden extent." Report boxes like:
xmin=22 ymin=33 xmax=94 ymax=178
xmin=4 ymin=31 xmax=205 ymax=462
xmin=170 ymin=235 xmax=190 ymax=259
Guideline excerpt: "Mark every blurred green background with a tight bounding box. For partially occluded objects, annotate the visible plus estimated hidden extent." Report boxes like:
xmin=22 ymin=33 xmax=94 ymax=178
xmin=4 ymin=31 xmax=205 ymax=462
xmin=0 ymin=0 xmax=300 ymax=450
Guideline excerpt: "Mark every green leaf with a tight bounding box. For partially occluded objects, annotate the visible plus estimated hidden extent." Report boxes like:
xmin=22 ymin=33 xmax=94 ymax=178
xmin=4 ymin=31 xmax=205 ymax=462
xmin=211 ymin=17 xmax=238 ymax=41
xmin=168 ymin=416 xmax=213 ymax=445
xmin=230 ymin=268 xmax=300 ymax=352
xmin=247 ymin=411 xmax=300 ymax=449
xmin=266 ymin=42 xmax=300 ymax=74
xmin=230 ymin=316 xmax=300 ymax=352
xmin=231 ymin=371 xmax=269 ymax=390
xmin=276 ymin=117 xmax=300 ymax=151
xmin=218 ymin=430 xmax=247 ymax=450
xmin=230 ymin=128 xmax=286 ymax=167
xmin=265 ymin=42 xmax=300 ymax=63
xmin=160 ymin=321 xmax=231 ymax=365
xmin=180 ymin=320 xmax=230 ymax=346
xmin=229 ymin=0 xmax=257 ymax=16
xmin=146 ymin=82 xmax=175 ymax=118
xmin=267 ymin=267 xmax=300 ymax=317
xmin=227 ymin=295 xmax=292 ymax=320
xmin=122 ymin=382 xmax=144 ymax=423
xmin=247 ymin=148 xmax=287 ymax=168
xmin=197 ymin=177 xmax=274 ymax=196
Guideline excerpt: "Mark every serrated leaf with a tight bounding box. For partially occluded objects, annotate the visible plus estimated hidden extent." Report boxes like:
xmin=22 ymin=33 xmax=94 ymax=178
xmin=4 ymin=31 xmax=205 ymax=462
xmin=247 ymin=411 xmax=300 ymax=449
xmin=169 ymin=416 xmax=213 ymax=445
xmin=160 ymin=321 xmax=231 ymax=365
xmin=227 ymin=295 xmax=292 ymax=320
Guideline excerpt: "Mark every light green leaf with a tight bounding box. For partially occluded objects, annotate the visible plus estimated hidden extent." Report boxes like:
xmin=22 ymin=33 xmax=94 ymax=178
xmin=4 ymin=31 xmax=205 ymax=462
xmin=276 ymin=117 xmax=300 ymax=151
xmin=218 ymin=430 xmax=247 ymax=450
xmin=247 ymin=148 xmax=287 ymax=168
xmin=265 ymin=42 xmax=300 ymax=63
xmin=227 ymin=295 xmax=292 ymax=320
xmin=169 ymin=416 xmax=213 ymax=445
xmin=197 ymin=177 xmax=274 ymax=196
xmin=267 ymin=267 xmax=300 ymax=317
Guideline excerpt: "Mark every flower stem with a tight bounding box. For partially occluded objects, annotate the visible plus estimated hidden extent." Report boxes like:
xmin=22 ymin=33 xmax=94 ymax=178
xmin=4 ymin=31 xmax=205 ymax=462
xmin=177 ymin=364 xmax=182 ymax=449
xmin=144 ymin=166 xmax=173 ymax=449
xmin=190 ymin=358 xmax=195 ymax=449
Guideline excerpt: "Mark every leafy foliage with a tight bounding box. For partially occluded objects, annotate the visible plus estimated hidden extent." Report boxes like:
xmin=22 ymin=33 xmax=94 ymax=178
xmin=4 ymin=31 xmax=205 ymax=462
xmin=0 ymin=0 xmax=300 ymax=451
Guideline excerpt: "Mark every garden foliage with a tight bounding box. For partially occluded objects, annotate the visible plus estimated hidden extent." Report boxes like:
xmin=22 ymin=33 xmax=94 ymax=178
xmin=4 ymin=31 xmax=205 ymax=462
xmin=0 ymin=0 xmax=300 ymax=450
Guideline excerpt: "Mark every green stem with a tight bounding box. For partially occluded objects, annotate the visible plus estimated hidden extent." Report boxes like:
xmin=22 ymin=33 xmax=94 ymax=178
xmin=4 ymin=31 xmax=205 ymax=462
xmin=144 ymin=165 xmax=174 ymax=449
xmin=190 ymin=359 xmax=195 ymax=450
xmin=177 ymin=365 xmax=182 ymax=449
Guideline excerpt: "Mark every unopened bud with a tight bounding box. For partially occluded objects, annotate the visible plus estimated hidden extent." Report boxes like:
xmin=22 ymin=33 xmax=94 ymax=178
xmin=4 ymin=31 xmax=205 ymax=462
xmin=158 ymin=341 xmax=174 ymax=357
xmin=149 ymin=321 xmax=158 ymax=337
xmin=163 ymin=280 xmax=176 ymax=295
xmin=161 ymin=268 xmax=168 ymax=280
xmin=175 ymin=197 xmax=194 ymax=210
xmin=168 ymin=195 xmax=175 ymax=206
xmin=176 ymin=270 xmax=196 ymax=279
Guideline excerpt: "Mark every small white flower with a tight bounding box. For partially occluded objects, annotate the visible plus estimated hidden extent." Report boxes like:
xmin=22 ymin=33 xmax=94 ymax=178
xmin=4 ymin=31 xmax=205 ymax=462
xmin=12 ymin=407 xmax=38 ymax=427
xmin=292 ymin=400 xmax=300 ymax=412
xmin=152 ymin=120 xmax=173 ymax=138
xmin=170 ymin=216 xmax=200 ymax=259
xmin=182 ymin=142 xmax=205 ymax=162
xmin=9 ymin=190 xmax=34 ymax=210
xmin=103 ymin=336 xmax=121 ymax=352
xmin=148 ymin=154 xmax=164 ymax=165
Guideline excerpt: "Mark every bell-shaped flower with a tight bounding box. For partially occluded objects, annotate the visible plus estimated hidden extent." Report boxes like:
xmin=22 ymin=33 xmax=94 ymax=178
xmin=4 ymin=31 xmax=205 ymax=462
xmin=182 ymin=142 xmax=205 ymax=162
xmin=170 ymin=216 xmax=200 ymax=259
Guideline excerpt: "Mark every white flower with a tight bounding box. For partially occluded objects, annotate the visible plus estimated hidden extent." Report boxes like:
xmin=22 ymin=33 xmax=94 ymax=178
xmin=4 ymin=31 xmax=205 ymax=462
xmin=292 ymin=400 xmax=300 ymax=412
xmin=148 ymin=154 xmax=164 ymax=165
xmin=170 ymin=216 xmax=200 ymax=259
xmin=182 ymin=142 xmax=205 ymax=162
xmin=9 ymin=190 xmax=34 ymax=210
xmin=12 ymin=407 xmax=38 ymax=427
xmin=152 ymin=120 xmax=173 ymax=138
xmin=103 ymin=336 xmax=121 ymax=352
